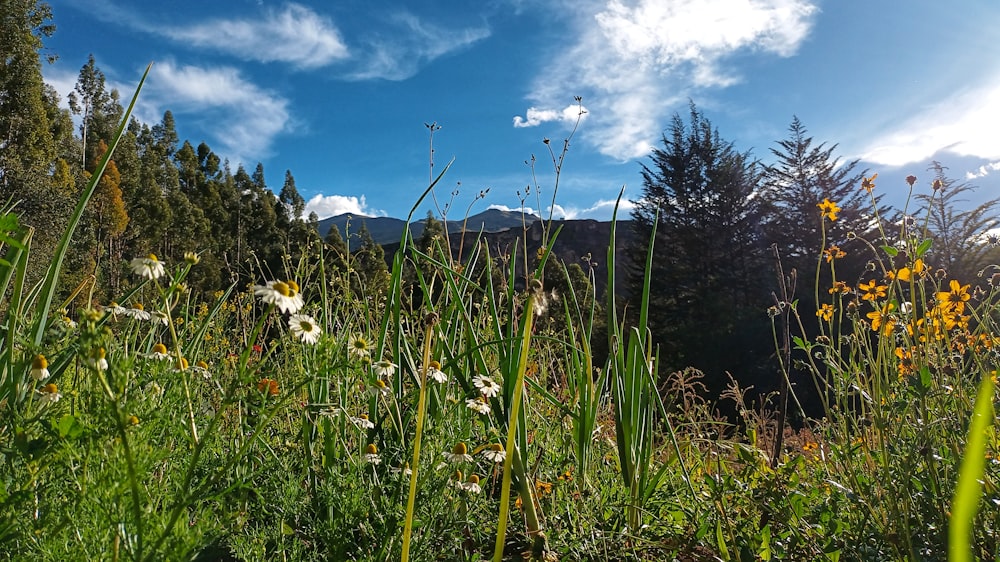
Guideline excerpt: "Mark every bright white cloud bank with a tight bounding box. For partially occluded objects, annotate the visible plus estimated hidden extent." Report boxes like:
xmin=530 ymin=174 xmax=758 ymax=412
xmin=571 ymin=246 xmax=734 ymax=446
xmin=489 ymin=198 xmax=634 ymax=221
xmin=519 ymin=0 xmax=817 ymax=160
xmin=306 ymin=194 xmax=381 ymax=219
xmin=859 ymin=77 xmax=1000 ymax=177
xmin=163 ymin=3 xmax=349 ymax=69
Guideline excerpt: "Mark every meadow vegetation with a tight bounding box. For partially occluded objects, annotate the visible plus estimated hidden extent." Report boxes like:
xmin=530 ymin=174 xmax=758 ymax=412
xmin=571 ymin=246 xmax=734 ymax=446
xmin=3 ymin=6 xmax=1000 ymax=560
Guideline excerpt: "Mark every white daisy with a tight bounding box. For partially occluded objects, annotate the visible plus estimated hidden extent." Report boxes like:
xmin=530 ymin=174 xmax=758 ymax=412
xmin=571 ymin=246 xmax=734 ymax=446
xmin=252 ymin=280 xmax=304 ymax=314
xmin=444 ymin=442 xmax=472 ymax=464
xmin=130 ymin=254 xmax=166 ymax=280
xmin=30 ymin=354 xmax=50 ymax=381
xmin=461 ymin=474 xmax=482 ymax=494
xmin=123 ymin=303 xmax=151 ymax=321
xmin=350 ymin=413 xmax=375 ymax=429
xmin=288 ymin=314 xmax=322 ymax=344
xmin=363 ymin=443 xmax=381 ymax=465
xmin=369 ymin=379 xmax=391 ymax=398
xmin=150 ymin=310 xmax=169 ymax=326
xmin=466 ymin=397 xmax=490 ymax=415
xmin=482 ymin=443 xmax=506 ymax=463
xmin=348 ymin=334 xmax=372 ymax=361
xmin=149 ymin=343 xmax=170 ymax=361
xmin=373 ymin=359 xmax=397 ymax=378
xmin=38 ymin=383 xmax=61 ymax=405
xmin=472 ymin=374 xmax=501 ymax=398
xmin=106 ymin=302 xmax=129 ymax=317
xmin=426 ymin=361 xmax=447 ymax=384
xmin=87 ymin=348 xmax=108 ymax=371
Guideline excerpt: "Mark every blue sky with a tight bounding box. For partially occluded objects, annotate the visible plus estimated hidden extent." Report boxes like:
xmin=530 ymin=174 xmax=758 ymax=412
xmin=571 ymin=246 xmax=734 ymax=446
xmin=40 ymin=0 xmax=1000 ymax=220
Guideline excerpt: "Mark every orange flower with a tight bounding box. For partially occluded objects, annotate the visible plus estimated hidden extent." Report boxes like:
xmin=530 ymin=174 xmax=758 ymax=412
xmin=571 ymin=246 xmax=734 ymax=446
xmin=257 ymin=378 xmax=279 ymax=396
xmin=867 ymin=303 xmax=896 ymax=334
xmin=816 ymin=303 xmax=834 ymax=322
xmin=861 ymin=173 xmax=878 ymax=193
xmin=823 ymin=245 xmax=846 ymax=263
xmin=858 ymin=279 xmax=887 ymax=301
xmin=888 ymin=259 xmax=925 ymax=282
xmin=817 ymin=198 xmax=840 ymax=221
xmin=937 ymin=279 xmax=970 ymax=313
xmin=828 ymin=281 xmax=849 ymax=295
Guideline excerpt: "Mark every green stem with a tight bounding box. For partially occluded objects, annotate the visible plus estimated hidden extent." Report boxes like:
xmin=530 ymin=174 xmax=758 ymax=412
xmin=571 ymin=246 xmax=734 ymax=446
xmin=401 ymin=320 xmax=435 ymax=562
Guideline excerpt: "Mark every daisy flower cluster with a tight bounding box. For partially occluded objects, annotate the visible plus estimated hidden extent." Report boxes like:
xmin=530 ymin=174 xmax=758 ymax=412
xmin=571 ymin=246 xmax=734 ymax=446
xmin=465 ymin=373 xmax=501 ymax=416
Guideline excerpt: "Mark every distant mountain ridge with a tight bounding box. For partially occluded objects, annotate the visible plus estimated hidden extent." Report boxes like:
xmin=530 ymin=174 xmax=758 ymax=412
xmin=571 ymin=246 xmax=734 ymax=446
xmin=316 ymin=208 xmax=541 ymax=246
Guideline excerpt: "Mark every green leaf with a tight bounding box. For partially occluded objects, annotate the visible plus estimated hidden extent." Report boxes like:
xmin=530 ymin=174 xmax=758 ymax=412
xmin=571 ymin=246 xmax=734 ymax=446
xmin=915 ymin=238 xmax=933 ymax=257
xmin=715 ymin=518 xmax=731 ymax=561
xmin=57 ymin=414 xmax=83 ymax=439
xmin=949 ymin=376 xmax=995 ymax=562
xmin=792 ymin=336 xmax=811 ymax=351
xmin=919 ymin=366 xmax=932 ymax=390
xmin=881 ymin=245 xmax=899 ymax=257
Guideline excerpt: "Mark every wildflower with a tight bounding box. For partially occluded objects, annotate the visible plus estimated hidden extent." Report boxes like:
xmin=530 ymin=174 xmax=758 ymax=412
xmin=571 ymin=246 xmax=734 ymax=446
xmin=38 ymin=383 xmax=61 ymax=404
xmin=823 ymin=245 xmax=846 ymax=263
xmin=462 ymin=474 xmax=482 ymax=494
xmin=866 ymin=303 xmax=896 ymax=335
xmin=369 ymin=379 xmax=391 ymax=398
xmin=895 ymin=347 xmax=915 ymax=378
xmin=127 ymin=414 xmax=140 ymax=426
xmin=149 ymin=343 xmax=170 ymax=361
xmin=426 ymin=360 xmax=447 ymax=384
xmin=937 ymin=279 xmax=971 ymax=313
xmin=150 ymin=311 xmax=169 ymax=326
xmin=816 ymin=303 xmax=834 ymax=322
xmin=257 ymin=377 xmax=279 ymax=396
xmin=817 ymin=198 xmax=840 ymax=221
xmin=828 ymin=281 xmax=849 ymax=295
xmin=988 ymin=234 xmax=1000 ymax=248
xmin=905 ymin=175 xmax=917 ymax=187
xmin=123 ymin=303 xmax=151 ymax=321
xmin=390 ymin=463 xmax=412 ymax=477
xmin=373 ymin=359 xmax=397 ymax=378
xmin=288 ymin=314 xmax=322 ymax=344
xmin=932 ymin=179 xmax=943 ymax=191
xmin=174 ymin=357 xmax=189 ymax=371
xmin=130 ymin=254 xmax=166 ymax=280
xmin=106 ymin=302 xmax=129 ymax=317
xmin=363 ymin=443 xmax=381 ymax=465
xmin=350 ymin=413 xmax=375 ymax=429
xmin=472 ymin=374 xmax=501 ymax=398
xmin=888 ymin=259 xmax=925 ymax=283
xmin=31 ymin=354 xmax=50 ymax=381
xmin=482 ymin=443 xmax=506 ymax=463
xmin=88 ymin=347 xmax=108 ymax=371
xmin=451 ymin=470 xmax=466 ymax=490
xmin=861 ymin=173 xmax=877 ymax=193
xmin=858 ymin=279 xmax=887 ymax=301
xmin=184 ymin=251 xmax=200 ymax=265
xmin=192 ymin=360 xmax=211 ymax=380
xmin=444 ymin=442 xmax=473 ymax=464
xmin=803 ymin=441 xmax=819 ymax=452
xmin=535 ymin=479 xmax=553 ymax=497
xmin=466 ymin=396 xmax=491 ymax=415
xmin=348 ymin=334 xmax=372 ymax=361
xmin=252 ymin=280 xmax=304 ymax=314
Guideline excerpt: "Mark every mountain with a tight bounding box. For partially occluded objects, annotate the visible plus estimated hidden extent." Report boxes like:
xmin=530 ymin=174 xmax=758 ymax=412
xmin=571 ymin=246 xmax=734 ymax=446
xmin=316 ymin=208 xmax=539 ymax=246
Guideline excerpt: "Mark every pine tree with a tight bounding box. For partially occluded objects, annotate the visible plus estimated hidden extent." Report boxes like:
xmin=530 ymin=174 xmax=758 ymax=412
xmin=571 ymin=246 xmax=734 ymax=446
xmin=760 ymin=117 xmax=878 ymax=303
xmin=629 ymin=103 xmax=772 ymax=393
xmin=353 ymin=222 xmax=390 ymax=300
xmin=916 ymin=162 xmax=1000 ymax=284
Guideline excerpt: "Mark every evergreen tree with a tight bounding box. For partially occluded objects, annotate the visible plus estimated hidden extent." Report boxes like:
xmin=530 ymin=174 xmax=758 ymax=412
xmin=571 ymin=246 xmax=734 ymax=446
xmin=68 ymin=54 xmax=123 ymax=170
xmin=760 ymin=117 xmax=877 ymax=303
xmin=629 ymin=103 xmax=772 ymax=394
xmin=916 ymin=163 xmax=1000 ymax=284
xmin=353 ymin=222 xmax=390 ymax=300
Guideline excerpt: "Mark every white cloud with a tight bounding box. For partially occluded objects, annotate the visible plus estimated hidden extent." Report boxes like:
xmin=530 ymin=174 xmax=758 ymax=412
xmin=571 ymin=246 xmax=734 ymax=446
xmin=142 ymin=62 xmax=291 ymax=163
xmin=488 ymin=198 xmax=634 ymax=221
xmin=161 ymin=4 xmax=348 ymax=69
xmin=306 ymin=194 xmax=382 ymax=219
xmin=968 ymin=161 xmax=1000 ymax=180
xmin=348 ymin=11 xmax=490 ymax=80
xmin=859 ymin=77 xmax=1000 ymax=170
xmin=520 ymin=0 xmax=818 ymax=160
xmin=513 ymin=104 xmax=589 ymax=128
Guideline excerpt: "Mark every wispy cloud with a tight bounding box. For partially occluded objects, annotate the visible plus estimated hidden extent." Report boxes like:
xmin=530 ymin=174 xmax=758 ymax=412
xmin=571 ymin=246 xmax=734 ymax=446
xmin=160 ymin=4 xmax=348 ymax=69
xmin=859 ymin=77 xmax=1000 ymax=176
xmin=968 ymin=161 xmax=1000 ymax=180
xmin=518 ymin=0 xmax=818 ymax=160
xmin=488 ymin=197 xmax=634 ymax=221
xmin=305 ymin=194 xmax=383 ymax=219
xmin=145 ymin=62 xmax=291 ymax=163
xmin=347 ymin=11 xmax=491 ymax=81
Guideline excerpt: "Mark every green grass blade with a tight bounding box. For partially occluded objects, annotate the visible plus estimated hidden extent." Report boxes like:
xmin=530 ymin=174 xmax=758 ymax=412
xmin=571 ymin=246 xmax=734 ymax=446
xmin=949 ymin=376 xmax=995 ymax=562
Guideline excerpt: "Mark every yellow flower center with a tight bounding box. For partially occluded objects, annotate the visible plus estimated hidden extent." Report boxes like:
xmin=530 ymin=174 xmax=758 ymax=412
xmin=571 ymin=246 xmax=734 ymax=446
xmin=429 ymin=360 xmax=441 ymax=370
xmin=152 ymin=343 xmax=168 ymax=355
xmin=365 ymin=443 xmax=378 ymax=455
xmin=33 ymin=354 xmax=48 ymax=369
xmin=176 ymin=357 xmax=189 ymax=370
xmin=42 ymin=383 xmax=58 ymax=394
xmin=452 ymin=442 xmax=468 ymax=455
xmin=490 ymin=443 xmax=503 ymax=452
xmin=134 ymin=303 xmax=144 ymax=310
xmin=148 ymin=253 xmax=158 ymax=262
xmin=300 ymin=320 xmax=313 ymax=331
xmin=128 ymin=415 xmax=140 ymax=426
xmin=286 ymin=280 xmax=299 ymax=292
xmin=467 ymin=474 xmax=480 ymax=484
xmin=272 ymin=281 xmax=291 ymax=297
xmin=196 ymin=360 xmax=209 ymax=370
